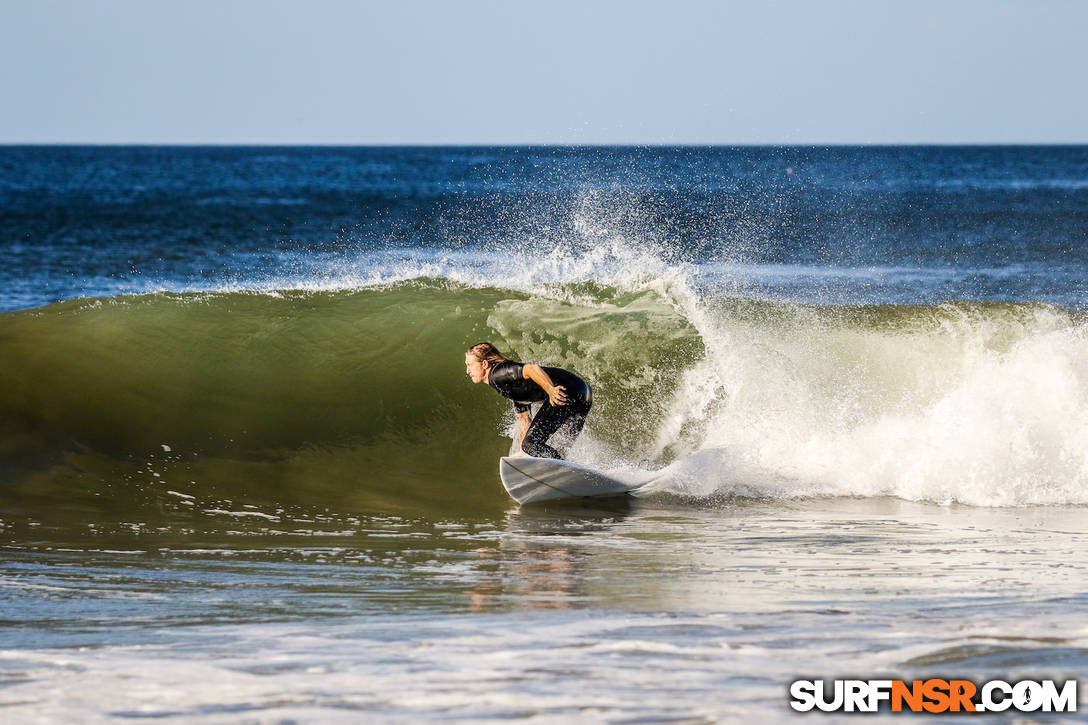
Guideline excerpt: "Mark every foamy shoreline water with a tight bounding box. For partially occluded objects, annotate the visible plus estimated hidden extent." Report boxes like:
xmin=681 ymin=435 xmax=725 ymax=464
xmin=3 ymin=498 xmax=1086 ymax=722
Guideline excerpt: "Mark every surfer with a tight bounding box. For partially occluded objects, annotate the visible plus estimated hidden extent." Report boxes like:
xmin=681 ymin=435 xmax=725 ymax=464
xmin=465 ymin=342 xmax=592 ymax=460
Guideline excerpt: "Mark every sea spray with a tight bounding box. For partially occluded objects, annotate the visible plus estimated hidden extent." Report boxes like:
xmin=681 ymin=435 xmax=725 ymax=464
xmin=665 ymin=300 xmax=1088 ymax=506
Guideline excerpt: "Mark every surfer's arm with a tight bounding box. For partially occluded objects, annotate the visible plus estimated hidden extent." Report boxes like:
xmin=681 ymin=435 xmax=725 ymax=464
xmin=522 ymin=364 xmax=568 ymax=406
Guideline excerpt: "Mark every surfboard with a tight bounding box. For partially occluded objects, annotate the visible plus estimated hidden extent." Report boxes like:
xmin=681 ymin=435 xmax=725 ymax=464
xmin=499 ymin=455 xmax=652 ymax=504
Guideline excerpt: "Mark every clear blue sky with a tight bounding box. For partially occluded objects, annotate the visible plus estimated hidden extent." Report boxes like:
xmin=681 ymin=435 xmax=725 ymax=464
xmin=2 ymin=0 xmax=1086 ymax=144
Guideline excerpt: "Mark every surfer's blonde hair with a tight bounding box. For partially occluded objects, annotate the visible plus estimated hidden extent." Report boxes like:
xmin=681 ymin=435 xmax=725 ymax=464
xmin=466 ymin=342 xmax=508 ymax=365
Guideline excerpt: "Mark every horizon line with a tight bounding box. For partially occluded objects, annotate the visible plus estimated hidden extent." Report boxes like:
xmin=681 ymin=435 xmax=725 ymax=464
xmin=4 ymin=141 xmax=1088 ymax=149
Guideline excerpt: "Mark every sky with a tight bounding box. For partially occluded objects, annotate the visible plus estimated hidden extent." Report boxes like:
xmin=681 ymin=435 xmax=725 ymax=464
xmin=1 ymin=0 xmax=1086 ymax=145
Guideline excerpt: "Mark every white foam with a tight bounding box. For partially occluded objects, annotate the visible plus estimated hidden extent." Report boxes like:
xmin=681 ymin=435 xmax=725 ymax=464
xmin=655 ymin=301 xmax=1088 ymax=507
xmin=166 ymin=490 xmax=195 ymax=500
xmin=202 ymin=509 xmax=281 ymax=521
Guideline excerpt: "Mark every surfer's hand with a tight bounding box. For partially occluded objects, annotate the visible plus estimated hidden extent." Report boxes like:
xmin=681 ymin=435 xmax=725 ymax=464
xmin=548 ymin=385 xmax=568 ymax=406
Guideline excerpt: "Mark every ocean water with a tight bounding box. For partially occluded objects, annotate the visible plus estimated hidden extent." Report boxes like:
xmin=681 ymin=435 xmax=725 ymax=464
xmin=1 ymin=146 xmax=1087 ymax=722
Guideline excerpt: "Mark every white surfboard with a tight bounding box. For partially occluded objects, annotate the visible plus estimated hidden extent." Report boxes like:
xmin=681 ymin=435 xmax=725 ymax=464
xmin=499 ymin=455 xmax=654 ymax=504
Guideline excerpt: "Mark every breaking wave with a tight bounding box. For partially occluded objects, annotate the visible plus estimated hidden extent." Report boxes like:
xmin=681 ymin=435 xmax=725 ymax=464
xmin=2 ymin=247 xmax=1087 ymax=517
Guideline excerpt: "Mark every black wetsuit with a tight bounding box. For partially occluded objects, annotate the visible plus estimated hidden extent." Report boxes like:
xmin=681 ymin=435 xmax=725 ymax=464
xmin=487 ymin=361 xmax=593 ymax=460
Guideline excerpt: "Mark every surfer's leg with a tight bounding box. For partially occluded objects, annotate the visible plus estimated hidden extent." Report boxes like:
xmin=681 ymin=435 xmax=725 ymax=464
xmin=522 ymin=399 xmax=591 ymax=459
xmin=521 ymin=439 xmax=561 ymax=459
xmin=521 ymin=403 xmax=568 ymax=459
xmin=549 ymin=399 xmax=591 ymax=458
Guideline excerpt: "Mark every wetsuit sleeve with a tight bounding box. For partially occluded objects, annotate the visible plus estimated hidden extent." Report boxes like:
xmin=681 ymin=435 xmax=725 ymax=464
xmin=513 ymin=401 xmax=531 ymax=414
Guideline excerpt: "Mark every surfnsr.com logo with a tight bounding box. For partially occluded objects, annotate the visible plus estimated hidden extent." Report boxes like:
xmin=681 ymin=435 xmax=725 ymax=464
xmin=789 ymin=679 xmax=1078 ymax=713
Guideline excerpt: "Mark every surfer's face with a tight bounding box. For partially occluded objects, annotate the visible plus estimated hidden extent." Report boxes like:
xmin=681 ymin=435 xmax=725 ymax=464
xmin=465 ymin=353 xmax=488 ymax=383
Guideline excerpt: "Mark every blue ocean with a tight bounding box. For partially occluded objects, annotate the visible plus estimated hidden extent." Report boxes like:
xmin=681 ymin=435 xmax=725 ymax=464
xmin=1 ymin=146 xmax=1086 ymax=722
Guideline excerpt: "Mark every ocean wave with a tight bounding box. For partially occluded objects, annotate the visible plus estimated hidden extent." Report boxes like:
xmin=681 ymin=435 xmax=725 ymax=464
xmin=1 ymin=270 xmax=1086 ymax=515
